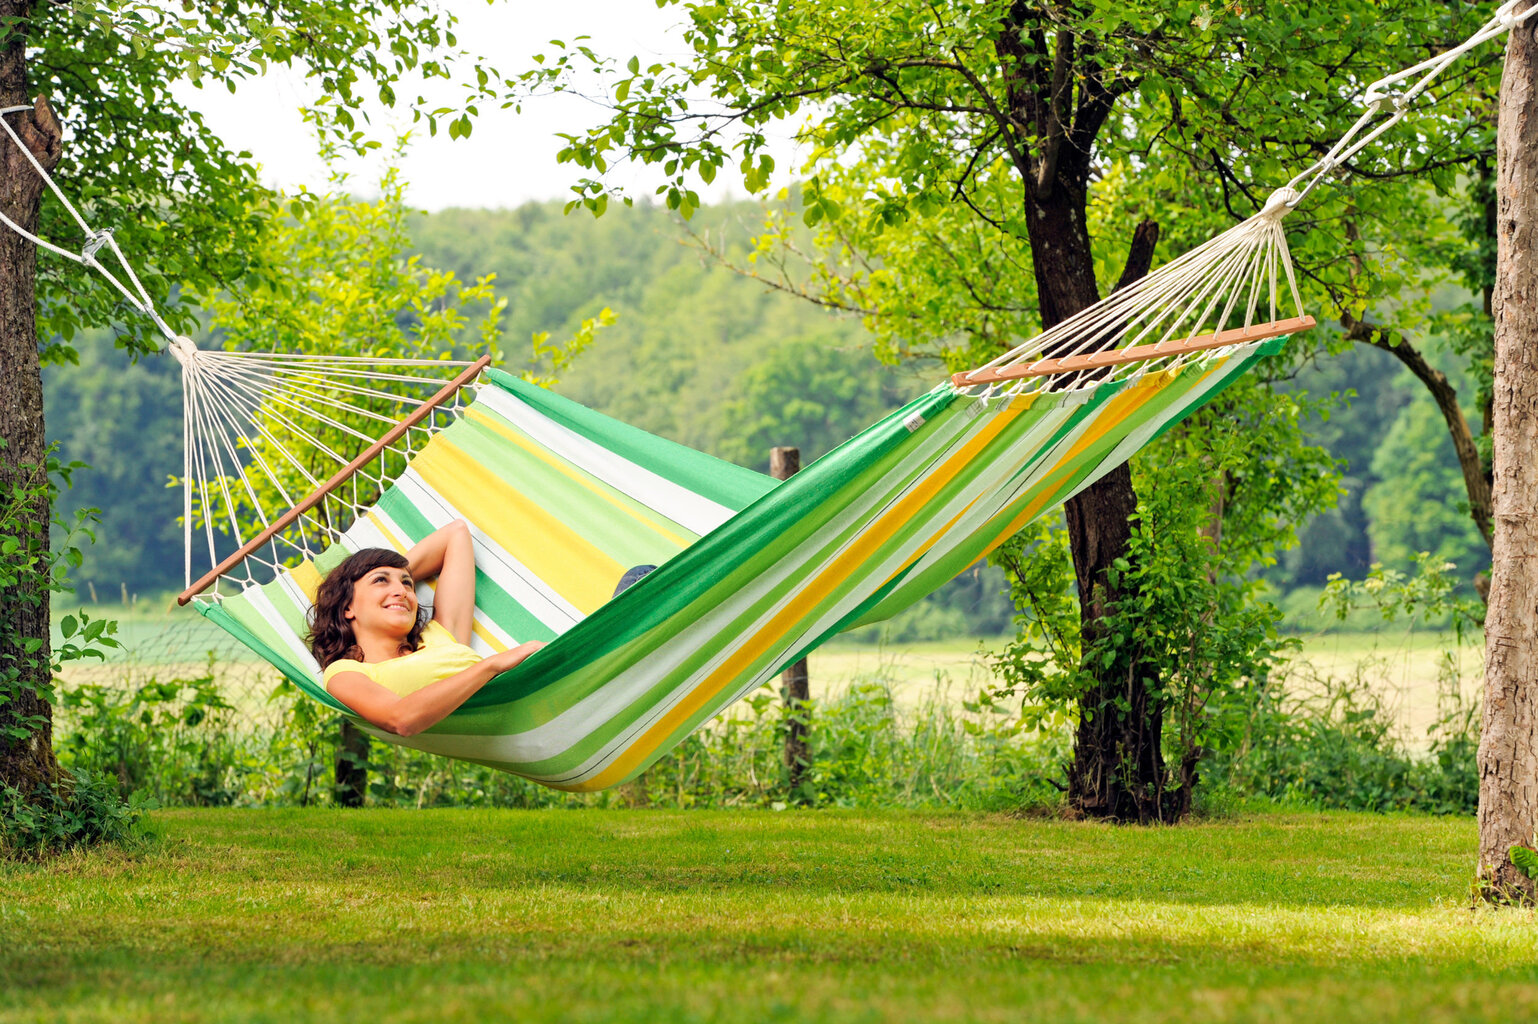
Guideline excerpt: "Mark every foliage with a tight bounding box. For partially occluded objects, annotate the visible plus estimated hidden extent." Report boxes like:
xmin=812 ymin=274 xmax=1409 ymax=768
xmin=638 ymin=678 xmax=1062 ymax=811
xmin=1211 ymin=662 xmax=1479 ymax=815
xmin=0 ymin=767 xmax=150 ymax=860
xmin=1511 ymin=842 xmax=1538 ymax=880
xmin=1362 ymin=398 xmax=1490 ymax=585
xmin=1320 ymin=551 xmax=1487 ymax=644
xmin=23 ymin=0 xmax=507 ymax=364
xmin=0 ymin=444 xmax=120 ymax=745
xmin=1208 ymin=554 xmax=1484 ymax=815
xmin=1266 ymin=343 xmax=1407 ymax=591
xmin=55 ymin=660 xmax=248 ymax=807
xmin=989 ymin=374 xmax=1342 ymax=807
xmin=41 ymin=330 xmax=184 ymax=595
xmin=716 ymin=334 xmax=902 ymax=472
xmin=0 ymin=445 xmax=94 ymax=741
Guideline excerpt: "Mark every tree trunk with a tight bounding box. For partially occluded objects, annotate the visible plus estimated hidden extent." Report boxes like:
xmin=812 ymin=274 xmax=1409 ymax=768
xmin=333 ymin=720 xmax=369 ymax=807
xmin=1479 ymin=2 xmax=1538 ymax=903
xmin=1062 ymin=460 xmax=1174 ymax=821
xmin=1026 ymin=197 xmax=1172 ymax=821
xmin=0 ymin=4 xmax=63 ymax=795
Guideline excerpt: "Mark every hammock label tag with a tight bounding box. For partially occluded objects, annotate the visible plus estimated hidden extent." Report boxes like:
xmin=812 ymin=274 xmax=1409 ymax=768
xmin=902 ymin=412 xmax=926 ymax=433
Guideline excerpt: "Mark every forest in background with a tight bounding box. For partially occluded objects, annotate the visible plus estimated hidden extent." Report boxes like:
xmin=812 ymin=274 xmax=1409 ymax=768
xmin=42 ymin=196 xmax=1489 ymax=632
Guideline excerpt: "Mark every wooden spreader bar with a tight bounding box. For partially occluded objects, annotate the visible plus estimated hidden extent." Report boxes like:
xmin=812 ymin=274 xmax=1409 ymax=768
xmin=951 ymin=315 xmax=1316 ymax=388
xmin=177 ymin=355 xmax=493 ymax=606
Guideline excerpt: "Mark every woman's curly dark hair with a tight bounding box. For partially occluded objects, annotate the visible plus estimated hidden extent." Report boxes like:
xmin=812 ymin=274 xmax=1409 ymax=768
xmin=307 ymin=548 xmax=426 ymax=669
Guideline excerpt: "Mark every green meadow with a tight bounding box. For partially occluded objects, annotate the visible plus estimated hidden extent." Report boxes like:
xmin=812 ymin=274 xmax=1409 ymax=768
xmin=1 ymin=808 xmax=1531 ymax=1023
xmin=54 ymin=601 xmax=1480 ymax=717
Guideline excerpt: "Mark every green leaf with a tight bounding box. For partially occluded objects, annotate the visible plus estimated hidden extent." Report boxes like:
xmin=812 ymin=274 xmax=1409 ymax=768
xmin=1511 ymin=845 xmax=1538 ymax=879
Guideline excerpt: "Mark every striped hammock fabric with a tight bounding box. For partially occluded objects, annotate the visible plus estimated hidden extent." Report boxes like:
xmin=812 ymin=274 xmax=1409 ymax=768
xmin=197 ymin=336 xmax=1287 ymax=792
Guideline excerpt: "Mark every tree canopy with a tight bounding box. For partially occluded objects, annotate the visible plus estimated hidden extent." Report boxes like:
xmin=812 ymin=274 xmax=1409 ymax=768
xmin=27 ymin=0 xmax=504 ymax=361
xmin=524 ymin=0 xmax=1500 ymax=362
xmin=513 ymin=0 xmax=1506 ymax=821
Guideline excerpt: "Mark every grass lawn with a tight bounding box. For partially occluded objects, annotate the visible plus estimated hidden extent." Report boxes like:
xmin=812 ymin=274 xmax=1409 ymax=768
xmin=2 ymin=808 xmax=1535 ymax=1022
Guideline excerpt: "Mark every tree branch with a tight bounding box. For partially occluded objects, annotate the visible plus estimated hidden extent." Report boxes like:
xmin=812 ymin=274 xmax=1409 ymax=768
xmin=1114 ymin=219 xmax=1160 ymax=294
xmin=1341 ymin=311 xmax=1493 ymax=548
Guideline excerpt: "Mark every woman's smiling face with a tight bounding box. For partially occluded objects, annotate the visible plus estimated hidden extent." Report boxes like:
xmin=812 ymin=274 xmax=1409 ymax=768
xmin=345 ymin=564 xmax=419 ymax=638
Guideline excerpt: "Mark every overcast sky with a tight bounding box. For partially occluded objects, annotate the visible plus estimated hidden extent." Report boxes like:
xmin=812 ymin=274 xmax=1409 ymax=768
xmin=169 ymin=1 xmax=803 ymax=211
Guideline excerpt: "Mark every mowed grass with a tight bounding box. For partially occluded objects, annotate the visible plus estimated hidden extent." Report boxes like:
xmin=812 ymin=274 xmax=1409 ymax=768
xmin=3 ymin=808 xmax=1536 ymax=1023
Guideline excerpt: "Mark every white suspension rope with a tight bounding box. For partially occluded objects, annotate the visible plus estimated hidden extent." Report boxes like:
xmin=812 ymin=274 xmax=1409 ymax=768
xmin=1286 ymin=0 xmax=1538 ymax=207
xmin=0 ymin=105 xmax=187 ymax=348
xmin=955 ymin=3 xmax=1535 ymax=394
xmin=178 ymin=354 xmax=484 ymax=602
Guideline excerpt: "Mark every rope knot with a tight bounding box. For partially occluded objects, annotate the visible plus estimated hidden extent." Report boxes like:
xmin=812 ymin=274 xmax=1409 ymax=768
xmin=169 ymin=335 xmax=199 ymax=367
xmin=1260 ymin=187 xmax=1301 ymax=219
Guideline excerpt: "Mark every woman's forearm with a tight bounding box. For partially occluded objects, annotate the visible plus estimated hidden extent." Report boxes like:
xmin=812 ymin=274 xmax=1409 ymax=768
xmin=384 ymin=641 xmax=544 ymax=737
xmin=405 ymin=519 xmax=472 ymax=582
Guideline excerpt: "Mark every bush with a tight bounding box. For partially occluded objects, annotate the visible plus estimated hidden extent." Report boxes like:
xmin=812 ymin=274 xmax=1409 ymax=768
xmin=54 ymin=661 xmax=1069 ymax=813
xmin=0 ymin=768 xmax=151 ymax=859
xmin=636 ymin=678 xmax=1066 ymax=811
xmin=1206 ymin=649 xmax=1480 ymax=815
xmin=56 ymin=660 xmax=249 ymax=807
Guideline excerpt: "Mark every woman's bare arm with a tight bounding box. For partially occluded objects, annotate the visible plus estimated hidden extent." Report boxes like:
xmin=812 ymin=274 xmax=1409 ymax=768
xmin=326 ymin=641 xmax=546 ymax=737
xmin=405 ymin=519 xmax=477 ymax=645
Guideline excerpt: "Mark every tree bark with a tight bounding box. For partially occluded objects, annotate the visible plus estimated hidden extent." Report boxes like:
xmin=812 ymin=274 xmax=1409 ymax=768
xmin=1062 ymin=460 xmax=1174 ymax=821
xmin=1479 ymin=1 xmax=1538 ymax=903
xmin=0 ymin=3 xmax=63 ymax=795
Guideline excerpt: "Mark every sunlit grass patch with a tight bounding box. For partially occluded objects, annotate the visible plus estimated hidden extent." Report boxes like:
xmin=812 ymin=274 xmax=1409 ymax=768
xmin=2 ymin=808 xmax=1534 ymax=1023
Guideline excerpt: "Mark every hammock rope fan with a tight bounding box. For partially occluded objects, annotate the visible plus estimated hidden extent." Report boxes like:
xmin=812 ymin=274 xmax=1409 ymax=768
xmin=9 ymin=2 xmax=1533 ymax=791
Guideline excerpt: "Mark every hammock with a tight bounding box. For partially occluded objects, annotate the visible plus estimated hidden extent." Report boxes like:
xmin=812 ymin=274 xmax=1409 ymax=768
xmin=190 ymin=343 xmax=1288 ymax=790
xmin=9 ymin=2 xmax=1532 ymax=790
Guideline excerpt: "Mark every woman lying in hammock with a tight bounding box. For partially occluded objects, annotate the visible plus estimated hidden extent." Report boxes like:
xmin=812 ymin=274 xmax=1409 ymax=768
xmin=307 ymin=520 xmax=659 ymax=737
xmin=306 ymin=520 xmax=546 ymax=737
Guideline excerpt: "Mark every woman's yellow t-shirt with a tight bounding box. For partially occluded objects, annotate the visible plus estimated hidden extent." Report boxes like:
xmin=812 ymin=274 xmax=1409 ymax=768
xmin=322 ymin=621 xmax=482 ymax=696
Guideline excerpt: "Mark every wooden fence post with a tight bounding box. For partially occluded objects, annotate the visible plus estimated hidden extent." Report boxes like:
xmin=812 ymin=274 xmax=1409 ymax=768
xmin=771 ymin=446 xmax=811 ymax=797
